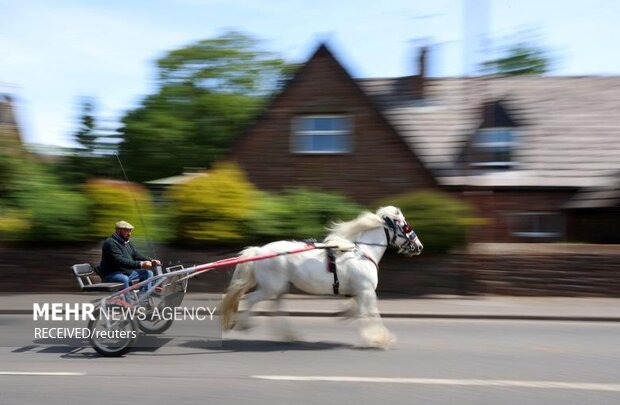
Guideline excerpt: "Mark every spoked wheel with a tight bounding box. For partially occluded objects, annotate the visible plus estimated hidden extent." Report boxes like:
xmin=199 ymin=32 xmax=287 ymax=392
xmin=138 ymin=277 xmax=187 ymax=334
xmin=88 ymin=304 xmax=138 ymax=357
xmin=137 ymin=296 xmax=175 ymax=334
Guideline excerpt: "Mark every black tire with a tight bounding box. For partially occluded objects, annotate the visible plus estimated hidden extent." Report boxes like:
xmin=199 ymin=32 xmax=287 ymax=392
xmin=88 ymin=304 xmax=138 ymax=357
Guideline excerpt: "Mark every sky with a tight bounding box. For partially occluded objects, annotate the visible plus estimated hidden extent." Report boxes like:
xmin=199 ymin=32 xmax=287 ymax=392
xmin=2 ymin=0 xmax=620 ymax=147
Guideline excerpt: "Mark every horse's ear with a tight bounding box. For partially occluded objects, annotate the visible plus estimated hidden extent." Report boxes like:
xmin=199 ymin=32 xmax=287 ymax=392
xmin=383 ymin=216 xmax=395 ymax=229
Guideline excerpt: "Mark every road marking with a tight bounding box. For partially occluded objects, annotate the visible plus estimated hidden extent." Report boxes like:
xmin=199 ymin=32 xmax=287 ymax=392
xmin=0 ymin=372 xmax=85 ymax=376
xmin=252 ymin=376 xmax=620 ymax=392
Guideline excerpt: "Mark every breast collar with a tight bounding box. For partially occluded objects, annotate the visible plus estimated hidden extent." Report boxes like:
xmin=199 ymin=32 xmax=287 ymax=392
xmin=360 ymin=251 xmax=379 ymax=270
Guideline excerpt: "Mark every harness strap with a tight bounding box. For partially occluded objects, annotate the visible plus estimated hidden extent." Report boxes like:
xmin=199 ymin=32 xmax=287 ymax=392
xmin=326 ymin=248 xmax=339 ymax=295
xmin=361 ymin=252 xmax=379 ymax=270
xmin=384 ymin=226 xmax=392 ymax=245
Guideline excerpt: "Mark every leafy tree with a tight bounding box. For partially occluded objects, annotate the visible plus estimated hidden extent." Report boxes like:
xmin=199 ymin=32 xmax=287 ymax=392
xmin=75 ymin=97 xmax=97 ymax=153
xmin=0 ymin=118 xmax=93 ymax=242
xmin=56 ymin=98 xmax=122 ymax=184
xmin=0 ymin=159 xmax=89 ymax=242
xmin=118 ymin=31 xmax=291 ymax=182
xmin=481 ymin=42 xmax=550 ymax=75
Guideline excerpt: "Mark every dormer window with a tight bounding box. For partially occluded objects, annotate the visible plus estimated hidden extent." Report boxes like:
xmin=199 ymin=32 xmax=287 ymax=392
xmin=469 ymin=127 xmax=517 ymax=169
xmin=291 ymin=115 xmax=352 ymax=154
xmin=463 ymin=100 xmax=520 ymax=170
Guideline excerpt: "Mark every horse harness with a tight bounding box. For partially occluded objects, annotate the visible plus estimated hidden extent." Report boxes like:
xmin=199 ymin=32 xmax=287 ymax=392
xmin=325 ymin=216 xmax=412 ymax=295
xmin=326 ymin=248 xmax=379 ymax=296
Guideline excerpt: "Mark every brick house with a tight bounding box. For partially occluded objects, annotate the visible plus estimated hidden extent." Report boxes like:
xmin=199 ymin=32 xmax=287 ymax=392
xmin=231 ymin=43 xmax=620 ymax=243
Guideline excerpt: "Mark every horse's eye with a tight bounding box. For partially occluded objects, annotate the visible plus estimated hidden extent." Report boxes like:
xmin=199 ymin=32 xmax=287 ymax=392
xmin=402 ymin=224 xmax=412 ymax=233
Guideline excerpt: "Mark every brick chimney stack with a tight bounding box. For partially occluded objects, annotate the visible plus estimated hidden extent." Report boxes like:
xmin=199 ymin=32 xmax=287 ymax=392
xmin=0 ymin=94 xmax=25 ymax=152
xmin=411 ymin=46 xmax=427 ymax=99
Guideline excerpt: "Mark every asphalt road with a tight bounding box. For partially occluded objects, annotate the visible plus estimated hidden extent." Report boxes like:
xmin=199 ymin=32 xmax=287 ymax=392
xmin=1 ymin=316 xmax=619 ymax=404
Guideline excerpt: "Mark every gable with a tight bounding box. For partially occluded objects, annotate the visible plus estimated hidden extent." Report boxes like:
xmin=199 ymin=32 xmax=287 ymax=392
xmin=231 ymin=43 xmax=437 ymax=203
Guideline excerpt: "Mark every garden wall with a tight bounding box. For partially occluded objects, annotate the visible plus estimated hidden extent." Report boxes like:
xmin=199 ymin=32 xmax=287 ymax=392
xmin=1 ymin=243 xmax=618 ymax=297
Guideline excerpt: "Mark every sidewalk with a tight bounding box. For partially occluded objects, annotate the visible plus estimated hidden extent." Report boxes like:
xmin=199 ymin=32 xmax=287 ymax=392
xmin=2 ymin=293 xmax=620 ymax=322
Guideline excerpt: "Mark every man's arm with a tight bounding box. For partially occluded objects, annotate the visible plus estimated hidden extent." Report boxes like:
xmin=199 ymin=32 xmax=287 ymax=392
xmin=129 ymin=243 xmax=160 ymax=266
xmin=104 ymin=240 xmax=142 ymax=269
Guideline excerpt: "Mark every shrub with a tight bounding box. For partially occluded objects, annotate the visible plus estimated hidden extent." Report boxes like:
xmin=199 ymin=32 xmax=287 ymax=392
xmin=0 ymin=207 xmax=31 ymax=241
xmin=84 ymin=179 xmax=163 ymax=245
xmin=247 ymin=188 xmax=364 ymax=241
xmin=167 ymin=162 xmax=256 ymax=243
xmin=8 ymin=161 xmax=90 ymax=242
xmin=377 ymin=191 xmax=480 ymax=254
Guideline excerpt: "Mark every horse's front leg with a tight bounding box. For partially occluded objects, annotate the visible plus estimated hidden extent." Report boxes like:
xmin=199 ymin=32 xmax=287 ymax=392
xmin=355 ymin=289 xmax=396 ymax=349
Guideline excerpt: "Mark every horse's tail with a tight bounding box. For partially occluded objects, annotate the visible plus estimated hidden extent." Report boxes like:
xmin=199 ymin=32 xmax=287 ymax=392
xmin=221 ymin=246 xmax=260 ymax=330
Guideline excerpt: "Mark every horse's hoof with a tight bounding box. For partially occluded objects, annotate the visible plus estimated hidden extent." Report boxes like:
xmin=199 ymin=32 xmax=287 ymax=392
xmin=279 ymin=330 xmax=299 ymax=342
xmin=360 ymin=324 xmax=397 ymax=349
xmin=233 ymin=320 xmax=253 ymax=331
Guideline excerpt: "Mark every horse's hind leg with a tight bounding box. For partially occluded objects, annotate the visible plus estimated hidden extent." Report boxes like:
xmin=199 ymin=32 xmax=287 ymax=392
xmin=355 ymin=289 xmax=396 ymax=349
xmin=272 ymin=294 xmax=299 ymax=341
xmin=234 ymin=288 xmax=271 ymax=330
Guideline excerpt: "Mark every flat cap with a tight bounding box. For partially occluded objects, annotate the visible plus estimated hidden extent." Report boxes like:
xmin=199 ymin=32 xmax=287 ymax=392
xmin=115 ymin=220 xmax=134 ymax=230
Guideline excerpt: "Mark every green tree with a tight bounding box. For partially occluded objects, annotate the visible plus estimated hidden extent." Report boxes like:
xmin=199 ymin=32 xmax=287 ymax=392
xmin=75 ymin=97 xmax=97 ymax=153
xmin=0 ymin=159 xmax=89 ymax=242
xmin=56 ymin=98 xmax=122 ymax=184
xmin=118 ymin=31 xmax=291 ymax=182
xmin=481 ymin=42 xmax=550 ymax=75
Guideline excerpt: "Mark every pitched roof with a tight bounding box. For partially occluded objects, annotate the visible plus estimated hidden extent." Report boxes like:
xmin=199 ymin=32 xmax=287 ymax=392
xmin=358 ymin=76 xmax=620 ymax=188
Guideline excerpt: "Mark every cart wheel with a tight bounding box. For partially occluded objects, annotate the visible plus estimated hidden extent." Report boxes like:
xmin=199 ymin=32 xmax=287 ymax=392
xmin=137 ymin=314 xmax=174 ymax=334
xmin=88 ymin=304 xmax=138 ymax=357
xmin=137 ymin=288 xmax=186 ymax=334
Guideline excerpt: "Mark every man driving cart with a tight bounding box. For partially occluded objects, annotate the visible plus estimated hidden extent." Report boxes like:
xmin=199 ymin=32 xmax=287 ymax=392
xmin=99 ymin=220 xmax=160 ymax=290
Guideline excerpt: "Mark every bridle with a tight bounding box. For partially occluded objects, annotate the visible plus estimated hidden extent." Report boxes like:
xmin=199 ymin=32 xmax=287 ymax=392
xmin=354 ymin=216 xmax=419 ymax=254
xmin=382 ymin=215 xmax=419 ymax=254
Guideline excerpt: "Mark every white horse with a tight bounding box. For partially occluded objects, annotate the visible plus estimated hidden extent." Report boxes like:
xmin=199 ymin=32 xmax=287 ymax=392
xmin=220 ymin=206 xmax=423 ymax=348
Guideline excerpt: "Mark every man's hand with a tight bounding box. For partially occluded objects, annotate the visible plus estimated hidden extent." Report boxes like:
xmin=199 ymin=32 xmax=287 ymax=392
xmin=141 ymin=261 xmax=153 ymax=269
xmin=152 ymin=259 xmax=161 ymax=266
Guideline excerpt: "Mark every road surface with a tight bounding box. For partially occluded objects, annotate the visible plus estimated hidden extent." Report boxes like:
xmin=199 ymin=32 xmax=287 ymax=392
xmin=1 ymin=316 xmax=619 ymax=404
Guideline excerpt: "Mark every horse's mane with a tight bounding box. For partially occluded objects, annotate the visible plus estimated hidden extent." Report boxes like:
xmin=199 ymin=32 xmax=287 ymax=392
xmin=324 ymin=209 xmax=390 ymax=243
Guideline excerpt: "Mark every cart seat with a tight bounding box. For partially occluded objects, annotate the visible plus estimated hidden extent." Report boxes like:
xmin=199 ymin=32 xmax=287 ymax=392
xmin=72 ymin=263 xmax=124 ymax=292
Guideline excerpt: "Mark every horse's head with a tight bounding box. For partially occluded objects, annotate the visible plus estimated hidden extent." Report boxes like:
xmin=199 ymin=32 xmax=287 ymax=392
xmin=376 ymin=206 xmax=423 ymax=256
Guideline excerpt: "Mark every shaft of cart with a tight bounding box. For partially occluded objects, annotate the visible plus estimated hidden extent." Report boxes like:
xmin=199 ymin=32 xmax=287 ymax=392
xmin=98 ymin=241 xmax=350 ymax=310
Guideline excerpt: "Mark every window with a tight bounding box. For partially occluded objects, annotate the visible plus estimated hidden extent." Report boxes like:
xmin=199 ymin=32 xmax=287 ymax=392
xmin=507 ymin=212 xmax=564 ymax=239
xmin=469 ymin=128 xmax=517 ymax=169
xmin=292 ymin=115 xmax=352 ymax=153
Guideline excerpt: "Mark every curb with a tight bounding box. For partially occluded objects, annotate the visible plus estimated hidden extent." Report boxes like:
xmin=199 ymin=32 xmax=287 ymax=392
xmin=252 ymin=311 xmax=620 ymax=322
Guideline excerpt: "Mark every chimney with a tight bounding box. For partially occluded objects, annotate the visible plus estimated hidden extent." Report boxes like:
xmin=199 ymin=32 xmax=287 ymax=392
xmin=411 ymin=46 xmax=427 ymax=99
xmin=0 ymin=94 xmax=25 ymax=154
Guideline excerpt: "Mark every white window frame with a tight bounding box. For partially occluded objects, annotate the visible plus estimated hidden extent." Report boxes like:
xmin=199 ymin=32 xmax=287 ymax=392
xmin=469 ymin=127 xmax=518 ymax=168
xmin=291 ymin=115 xmax=353 ymax=154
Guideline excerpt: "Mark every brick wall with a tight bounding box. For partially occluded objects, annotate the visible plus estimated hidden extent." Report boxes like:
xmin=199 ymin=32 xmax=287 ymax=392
xmin=2 ymin=243 xmax=618 ymax=297
xmin=459 ymin=189 xmax=577 ymax=242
